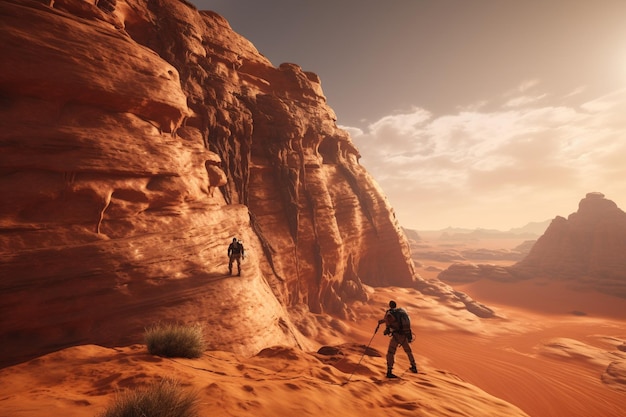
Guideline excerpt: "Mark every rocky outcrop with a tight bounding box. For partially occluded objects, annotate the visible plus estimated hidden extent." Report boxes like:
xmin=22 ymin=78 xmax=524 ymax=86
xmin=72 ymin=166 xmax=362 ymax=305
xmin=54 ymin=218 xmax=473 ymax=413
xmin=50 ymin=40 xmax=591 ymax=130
xmin=437 ymin=193 xmax=626 ymax=298
xmin=412 ymin=277 xmax=497 ymax=318
xmin=402 ymin=227 xmax=421 ymax=242
xmin=512 ymin=192 xmax=626 ymax=296
xmin=602 ymin=361 xmax=626 ymax=392
xmin=0 ymin=0 xmax=426 ymax=366
xmin=122 ymin=0 xmax=420 ymax=307
xmin=438 ymin=263 xmax=516 ymax=284
xmin=415 ymin=248 xmax=527 ymax=263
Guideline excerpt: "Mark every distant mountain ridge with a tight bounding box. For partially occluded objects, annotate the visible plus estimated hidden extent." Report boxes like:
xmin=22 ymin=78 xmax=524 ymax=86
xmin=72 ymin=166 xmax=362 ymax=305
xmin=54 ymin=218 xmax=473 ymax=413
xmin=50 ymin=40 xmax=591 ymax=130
xmin=405 ymin=219 xmax=551 ymax=241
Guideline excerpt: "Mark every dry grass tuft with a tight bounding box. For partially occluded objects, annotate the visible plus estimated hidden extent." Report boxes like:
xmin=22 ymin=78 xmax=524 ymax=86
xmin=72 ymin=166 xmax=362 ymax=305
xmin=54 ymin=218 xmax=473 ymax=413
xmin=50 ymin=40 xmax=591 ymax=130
xmin=99 ymin=378 xmax=199 ymax=417
xmin=145 ymin=322 xmax=205 ymax=358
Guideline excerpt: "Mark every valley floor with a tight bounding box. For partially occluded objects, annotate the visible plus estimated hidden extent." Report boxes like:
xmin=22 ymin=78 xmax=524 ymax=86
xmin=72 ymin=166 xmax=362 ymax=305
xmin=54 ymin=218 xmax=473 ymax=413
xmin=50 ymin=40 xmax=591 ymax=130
xmin=373 ymin=241 xmax=626 ymax=417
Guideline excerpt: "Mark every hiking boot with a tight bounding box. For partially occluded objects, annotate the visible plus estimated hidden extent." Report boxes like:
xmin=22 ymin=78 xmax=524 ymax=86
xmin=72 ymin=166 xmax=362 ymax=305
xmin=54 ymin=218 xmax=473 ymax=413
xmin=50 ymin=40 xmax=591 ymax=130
xmin=386 ymin=371 xmax=398 ymax=378
xmin=410 ymin=365 xmax=418 ymax=374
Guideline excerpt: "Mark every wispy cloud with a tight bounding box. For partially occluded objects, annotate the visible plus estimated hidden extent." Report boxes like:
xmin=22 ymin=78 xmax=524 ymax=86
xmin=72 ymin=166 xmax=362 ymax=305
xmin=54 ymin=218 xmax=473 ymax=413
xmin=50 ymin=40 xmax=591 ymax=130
xmin=504 ymin=93 xmax=548 ymax=108
xmin=517 ymin=79 xmax=541 ymax=93
xmin=343 ymin=87 xmax=626 ymax=229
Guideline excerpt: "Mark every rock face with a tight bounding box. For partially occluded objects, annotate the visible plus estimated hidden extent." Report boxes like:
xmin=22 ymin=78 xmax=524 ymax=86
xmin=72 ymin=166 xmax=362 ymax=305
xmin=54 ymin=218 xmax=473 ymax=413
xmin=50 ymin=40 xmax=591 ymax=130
xmin=0 ymin=0 xmax=427 ymax=366
xmin=513 ymin=192 xmax=626 ymax=296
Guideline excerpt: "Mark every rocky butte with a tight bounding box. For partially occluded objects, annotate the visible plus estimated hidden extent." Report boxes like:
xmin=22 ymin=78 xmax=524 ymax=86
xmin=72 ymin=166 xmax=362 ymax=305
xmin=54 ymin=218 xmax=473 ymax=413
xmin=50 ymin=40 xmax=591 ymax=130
xmin=514 ymin=192 xmax=626 ymax=295
xmin=439 ymin=192 xmax=626 ymax=298
xmin=0 ymin=0 xmax=491 ymax=367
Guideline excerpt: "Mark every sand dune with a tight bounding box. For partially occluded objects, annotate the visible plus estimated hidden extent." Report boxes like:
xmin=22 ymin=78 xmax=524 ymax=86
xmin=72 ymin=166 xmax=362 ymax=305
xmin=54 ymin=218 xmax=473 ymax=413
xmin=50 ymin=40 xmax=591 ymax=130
xmin=364 ymin=285 xmax=626 ymax=417
xmin=0 ymin=342 xmax=528 ymax=417
xmin=2 ymin=282 xmax=624 ymax=416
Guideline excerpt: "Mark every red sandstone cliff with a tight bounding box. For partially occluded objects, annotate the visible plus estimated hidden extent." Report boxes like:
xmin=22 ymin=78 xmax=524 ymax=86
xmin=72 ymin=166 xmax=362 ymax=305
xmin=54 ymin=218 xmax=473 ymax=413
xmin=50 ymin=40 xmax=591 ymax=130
xmin=0 ymin=0 xmax=485 ymax=366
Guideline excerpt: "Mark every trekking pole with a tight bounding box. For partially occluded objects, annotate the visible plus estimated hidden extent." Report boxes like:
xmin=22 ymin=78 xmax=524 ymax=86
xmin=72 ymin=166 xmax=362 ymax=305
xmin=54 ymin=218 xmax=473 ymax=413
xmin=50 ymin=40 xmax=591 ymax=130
xmin=342 ymin=323 xmax=380 ymax=386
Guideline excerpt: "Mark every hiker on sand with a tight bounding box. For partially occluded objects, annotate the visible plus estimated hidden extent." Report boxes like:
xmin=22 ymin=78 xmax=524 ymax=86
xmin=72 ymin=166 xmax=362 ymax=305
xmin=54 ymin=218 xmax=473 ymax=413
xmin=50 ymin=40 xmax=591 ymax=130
xmin=378 ymin=300 xmax=418 ymax=378
xmin=227 ymin=237 xmax=244 ymax=276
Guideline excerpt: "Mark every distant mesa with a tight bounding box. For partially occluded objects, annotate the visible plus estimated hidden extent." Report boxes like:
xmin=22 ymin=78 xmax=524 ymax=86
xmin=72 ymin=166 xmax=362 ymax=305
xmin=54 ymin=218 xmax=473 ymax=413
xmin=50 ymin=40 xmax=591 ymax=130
xmin=514 ymin=192 xmax=626 ymax=295
xmin=404 ymin=221 xmax=544 ymax=265
xmin=439 ymin=263 xmax=514 ymax=284
xmin=439 ymin=192 xmax=626 ymax=298
xmin=411 ymin=240 xmax=534 ymax=264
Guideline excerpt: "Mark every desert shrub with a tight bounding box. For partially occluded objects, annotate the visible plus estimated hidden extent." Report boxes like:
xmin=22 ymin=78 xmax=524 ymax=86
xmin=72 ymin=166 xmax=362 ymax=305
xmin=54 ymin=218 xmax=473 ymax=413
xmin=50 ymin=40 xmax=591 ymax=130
xmin=145 ymin=322 xmax=205 ymax=358
xmin=99 ymin=378 xmax=199 ymax=417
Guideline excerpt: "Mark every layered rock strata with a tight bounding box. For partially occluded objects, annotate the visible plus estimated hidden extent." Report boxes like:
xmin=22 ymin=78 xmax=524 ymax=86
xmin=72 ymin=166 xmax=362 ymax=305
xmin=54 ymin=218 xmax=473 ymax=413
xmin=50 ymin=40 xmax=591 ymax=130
xmin=0 ymin=0 xmax=485 ymax=366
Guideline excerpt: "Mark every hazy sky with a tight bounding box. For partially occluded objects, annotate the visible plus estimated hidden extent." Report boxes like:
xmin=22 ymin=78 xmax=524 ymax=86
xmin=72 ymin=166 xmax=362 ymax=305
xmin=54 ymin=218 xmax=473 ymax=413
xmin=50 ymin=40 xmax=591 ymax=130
xmin=192 ymin=0 xmax=626 ymax=230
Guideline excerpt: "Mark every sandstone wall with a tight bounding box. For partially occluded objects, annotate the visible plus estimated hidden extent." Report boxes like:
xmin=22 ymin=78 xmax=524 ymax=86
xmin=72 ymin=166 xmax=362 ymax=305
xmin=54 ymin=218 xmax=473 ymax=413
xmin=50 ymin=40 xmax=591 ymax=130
xmin=0 ymin=0 xmax=420 ymax=365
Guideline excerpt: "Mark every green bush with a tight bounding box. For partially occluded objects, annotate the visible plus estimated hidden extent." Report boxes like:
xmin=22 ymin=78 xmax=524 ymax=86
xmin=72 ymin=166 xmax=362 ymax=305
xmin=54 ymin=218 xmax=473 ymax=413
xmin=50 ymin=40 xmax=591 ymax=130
xmin=145 ymin=322 xmax=205 ymax=358
xmin=99 ymin=378 xmax=199 ymax=417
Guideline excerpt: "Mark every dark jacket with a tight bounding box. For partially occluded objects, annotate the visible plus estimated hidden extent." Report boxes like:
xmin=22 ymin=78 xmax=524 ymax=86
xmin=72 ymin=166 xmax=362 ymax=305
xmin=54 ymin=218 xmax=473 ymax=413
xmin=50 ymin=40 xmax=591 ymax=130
xmin=228 ymin=241 xmax=244 ymax=257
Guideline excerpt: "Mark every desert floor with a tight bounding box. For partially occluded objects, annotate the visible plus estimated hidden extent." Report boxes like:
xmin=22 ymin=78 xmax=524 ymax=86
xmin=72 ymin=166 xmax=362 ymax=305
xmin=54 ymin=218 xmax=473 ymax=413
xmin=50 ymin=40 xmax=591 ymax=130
xmin=362 ymin=284 xmax=626 ymax=417
xmin=404 ymin=236 xmax=626 ymax=417
xmin=1 ymin=237 xmax=624 ymax=417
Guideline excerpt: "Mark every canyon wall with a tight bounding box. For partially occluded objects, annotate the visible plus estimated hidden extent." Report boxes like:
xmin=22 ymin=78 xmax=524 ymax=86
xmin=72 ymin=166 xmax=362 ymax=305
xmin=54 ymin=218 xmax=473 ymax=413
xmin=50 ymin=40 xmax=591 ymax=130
xmin=0 ymin=0 xmax=420 ymax=366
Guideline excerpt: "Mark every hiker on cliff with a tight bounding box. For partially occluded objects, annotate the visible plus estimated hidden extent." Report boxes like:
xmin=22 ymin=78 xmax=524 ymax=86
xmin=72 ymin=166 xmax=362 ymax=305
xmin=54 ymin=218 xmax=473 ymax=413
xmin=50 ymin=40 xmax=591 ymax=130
xmin=378 ymin=300 xmax=418 ymax=378
xmin=227 ymin=237 xmax=244 ymax=276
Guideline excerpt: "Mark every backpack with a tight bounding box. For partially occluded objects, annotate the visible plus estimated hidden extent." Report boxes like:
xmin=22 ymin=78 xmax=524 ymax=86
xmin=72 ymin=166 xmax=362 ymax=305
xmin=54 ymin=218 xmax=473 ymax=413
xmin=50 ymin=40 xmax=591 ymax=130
xmin=387 ymin=308 xmax=411 ymax=333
